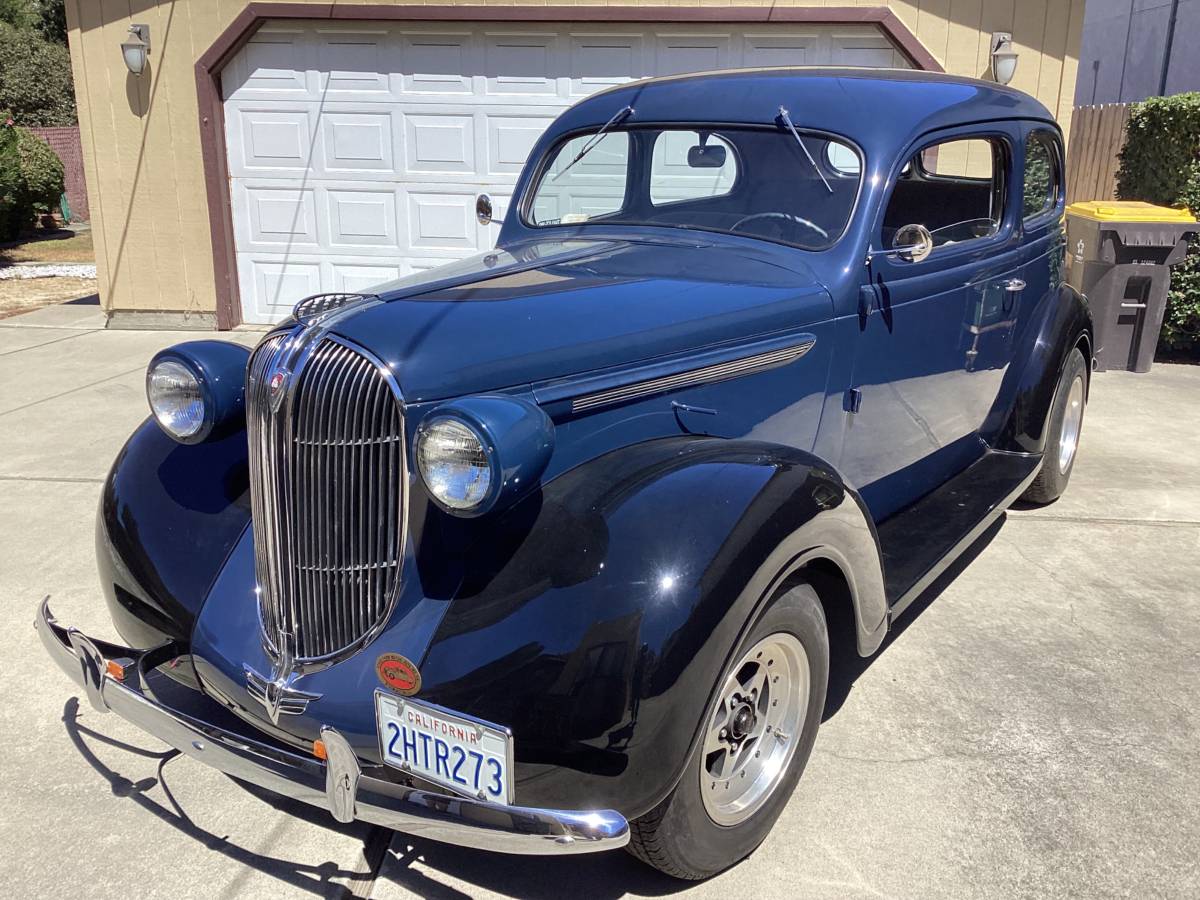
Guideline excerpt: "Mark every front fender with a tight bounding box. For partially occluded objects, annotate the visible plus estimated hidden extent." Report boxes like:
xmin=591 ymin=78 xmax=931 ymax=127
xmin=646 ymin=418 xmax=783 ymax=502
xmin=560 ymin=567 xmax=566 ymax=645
xmin=987 ymin=283 xmax=1093 ymax=454
xmin=417 ymin=436 xmax=885 ymax=818
xmin=97 ymin=419 xmax=250 ymax=648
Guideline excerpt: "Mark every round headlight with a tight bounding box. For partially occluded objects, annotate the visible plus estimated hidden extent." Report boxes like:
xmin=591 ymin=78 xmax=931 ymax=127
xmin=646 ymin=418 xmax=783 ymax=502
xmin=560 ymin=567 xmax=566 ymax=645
xmin=416 ymin=417 xmax=494 ymax=511
xmin=147 ymin=359 xmax=206 ymax=440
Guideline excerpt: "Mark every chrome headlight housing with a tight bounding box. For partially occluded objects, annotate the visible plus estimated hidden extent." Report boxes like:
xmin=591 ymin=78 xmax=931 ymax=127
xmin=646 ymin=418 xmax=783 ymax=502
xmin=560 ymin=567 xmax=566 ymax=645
xmin=415 ymin=396 xmax=555 ymax=517
xmin=146 ymin=341 xmax=251 ymax=444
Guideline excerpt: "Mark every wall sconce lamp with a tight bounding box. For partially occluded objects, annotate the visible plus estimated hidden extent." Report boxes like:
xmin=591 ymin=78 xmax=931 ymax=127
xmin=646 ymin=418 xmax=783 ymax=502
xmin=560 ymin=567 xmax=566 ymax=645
xmin=990 ymin=32 xmax=1018 ymax=85
xmin=122 ymin=24 xmax=151 ymax=76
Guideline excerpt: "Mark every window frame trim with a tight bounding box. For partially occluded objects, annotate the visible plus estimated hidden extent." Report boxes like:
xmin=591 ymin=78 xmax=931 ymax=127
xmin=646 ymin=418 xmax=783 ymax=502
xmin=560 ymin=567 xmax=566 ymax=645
xmin=872 ymin=126 xmax=1017 ymax=269
xmin=1021 ymin=127 xmax=1064 ymax=226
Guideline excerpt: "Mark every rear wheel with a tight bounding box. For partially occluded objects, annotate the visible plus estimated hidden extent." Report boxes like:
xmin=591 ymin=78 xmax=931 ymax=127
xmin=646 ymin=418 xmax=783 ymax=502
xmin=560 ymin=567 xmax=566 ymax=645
xmin=1023 ymin=346 xmax=1088 ymax=504
xmin=626 ymin=583 xmax=829 ymax=880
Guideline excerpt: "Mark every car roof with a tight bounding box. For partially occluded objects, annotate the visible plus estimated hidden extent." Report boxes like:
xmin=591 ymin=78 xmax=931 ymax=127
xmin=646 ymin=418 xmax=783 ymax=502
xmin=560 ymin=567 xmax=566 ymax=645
xmin=555 ymin=67 xmax=1057 ymax=149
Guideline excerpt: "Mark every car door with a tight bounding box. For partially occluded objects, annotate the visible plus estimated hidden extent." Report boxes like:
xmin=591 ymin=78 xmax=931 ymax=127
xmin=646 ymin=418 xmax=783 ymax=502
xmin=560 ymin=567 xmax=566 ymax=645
xmin=841 ymin=124 xmax=1027 ymax=522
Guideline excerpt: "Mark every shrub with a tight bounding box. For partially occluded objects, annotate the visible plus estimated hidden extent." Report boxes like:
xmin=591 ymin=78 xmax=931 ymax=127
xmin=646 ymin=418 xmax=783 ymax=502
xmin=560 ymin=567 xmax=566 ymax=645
xmin=1115 ymin=92 xmax=1200 ymax=354
xmin=0 ymin=21 xmax=75 ymax=127
xmin=0 ymin=112 xmax=64 ymax=239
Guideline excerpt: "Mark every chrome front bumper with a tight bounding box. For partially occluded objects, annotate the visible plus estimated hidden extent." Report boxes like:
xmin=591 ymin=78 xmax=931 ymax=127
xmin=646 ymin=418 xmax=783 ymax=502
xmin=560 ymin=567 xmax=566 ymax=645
xmin=35 ymin=599 xmax=628 ymax=855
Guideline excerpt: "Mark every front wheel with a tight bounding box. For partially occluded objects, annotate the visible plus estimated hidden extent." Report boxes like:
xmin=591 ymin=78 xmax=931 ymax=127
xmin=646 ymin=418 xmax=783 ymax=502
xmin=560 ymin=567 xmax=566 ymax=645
xmin=1022 ymin=346 xmax=1088 ymax=504
xmin=626 ymin=583 xmax=829 ymax=879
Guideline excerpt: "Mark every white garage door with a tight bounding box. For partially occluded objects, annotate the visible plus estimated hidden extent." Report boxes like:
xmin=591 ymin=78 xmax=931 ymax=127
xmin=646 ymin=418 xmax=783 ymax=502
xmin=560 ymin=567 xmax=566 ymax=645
xmin=223 ymin=21 xmax=909 ymax=324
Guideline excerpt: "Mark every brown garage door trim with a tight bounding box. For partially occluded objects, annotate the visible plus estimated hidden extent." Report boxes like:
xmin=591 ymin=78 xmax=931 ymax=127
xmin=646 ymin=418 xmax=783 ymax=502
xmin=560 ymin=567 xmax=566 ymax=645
xmin=197 ymin=4 xmax=940 ymax=329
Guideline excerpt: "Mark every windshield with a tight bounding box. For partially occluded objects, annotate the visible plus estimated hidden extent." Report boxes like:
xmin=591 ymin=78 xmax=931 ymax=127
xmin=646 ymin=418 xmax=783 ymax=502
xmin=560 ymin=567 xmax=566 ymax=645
xmin=524 ymin=126 xmax=861 ymax=251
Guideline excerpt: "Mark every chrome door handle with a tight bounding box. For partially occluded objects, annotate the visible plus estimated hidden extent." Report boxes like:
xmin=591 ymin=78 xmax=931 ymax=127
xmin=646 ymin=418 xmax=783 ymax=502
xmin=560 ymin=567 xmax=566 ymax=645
xmin=1003 ymin=278 xmax=1026 ymax=292
xmin=1120 ymin=302 xmax=1147 ymax=309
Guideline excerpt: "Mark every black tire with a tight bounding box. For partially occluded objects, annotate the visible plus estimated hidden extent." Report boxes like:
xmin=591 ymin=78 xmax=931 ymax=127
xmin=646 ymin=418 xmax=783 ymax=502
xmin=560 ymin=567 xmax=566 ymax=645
xmin=626 ymin=583 xmax=829 ymax=880
xmin=1022 ymin=346 xmax=1088 ymax=504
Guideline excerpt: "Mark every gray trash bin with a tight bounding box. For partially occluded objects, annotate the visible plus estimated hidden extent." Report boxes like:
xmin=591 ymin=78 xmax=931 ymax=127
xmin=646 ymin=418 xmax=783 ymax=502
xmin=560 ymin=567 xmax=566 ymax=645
xmin=1065 ymin=200 xmax=1198 ymax=372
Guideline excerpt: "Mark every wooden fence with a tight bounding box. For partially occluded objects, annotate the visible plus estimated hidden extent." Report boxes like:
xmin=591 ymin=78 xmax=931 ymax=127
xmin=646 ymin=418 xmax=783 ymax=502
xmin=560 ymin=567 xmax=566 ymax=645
xmin=1066 ymin=103 xmax=1132 ymax=205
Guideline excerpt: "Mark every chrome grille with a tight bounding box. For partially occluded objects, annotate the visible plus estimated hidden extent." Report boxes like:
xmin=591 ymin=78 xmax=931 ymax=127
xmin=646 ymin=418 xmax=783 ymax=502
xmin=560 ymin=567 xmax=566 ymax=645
xmin=247 ymin=334 xmax=405 ymax=663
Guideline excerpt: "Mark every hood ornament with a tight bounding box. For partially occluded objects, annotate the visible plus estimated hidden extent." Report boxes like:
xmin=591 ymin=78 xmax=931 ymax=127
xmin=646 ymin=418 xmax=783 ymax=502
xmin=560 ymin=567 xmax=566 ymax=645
xmin=244 ymin=634 xmax=321 ymax=725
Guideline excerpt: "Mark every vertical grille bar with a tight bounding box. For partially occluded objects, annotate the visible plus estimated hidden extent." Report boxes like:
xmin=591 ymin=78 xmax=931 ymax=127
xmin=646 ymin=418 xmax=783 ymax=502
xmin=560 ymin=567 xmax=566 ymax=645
xmin=246 ymin=334 xmax=406 ymax=663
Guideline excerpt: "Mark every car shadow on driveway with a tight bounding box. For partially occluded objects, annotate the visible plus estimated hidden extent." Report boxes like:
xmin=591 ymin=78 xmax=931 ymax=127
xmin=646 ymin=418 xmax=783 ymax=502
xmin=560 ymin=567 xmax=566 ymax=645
xmin=822 ymin=514 xmax=1006 ymax=722
xmin=61 ymin=697 xmax=370 ymax=898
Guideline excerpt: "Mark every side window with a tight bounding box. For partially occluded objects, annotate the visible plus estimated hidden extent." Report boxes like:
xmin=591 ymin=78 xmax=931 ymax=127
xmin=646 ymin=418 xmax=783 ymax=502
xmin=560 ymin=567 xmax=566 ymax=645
xmin=824 ymin=141 xmax=861 ymax=176
xmin=883 ymin=136 xmax=1007 ymax=251
xmin=1023 ymin=131 xmax=1060 ymax=220
xmin=530 ymin=132 xmax=630 ymax=225
xmin=650 ymin=131 xmax=737 ymax=205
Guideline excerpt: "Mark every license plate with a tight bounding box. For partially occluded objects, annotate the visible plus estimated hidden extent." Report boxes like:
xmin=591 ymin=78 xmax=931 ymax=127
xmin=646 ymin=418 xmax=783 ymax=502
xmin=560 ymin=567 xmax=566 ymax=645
xmin=375 ymin=691 xmax=513 ymax=805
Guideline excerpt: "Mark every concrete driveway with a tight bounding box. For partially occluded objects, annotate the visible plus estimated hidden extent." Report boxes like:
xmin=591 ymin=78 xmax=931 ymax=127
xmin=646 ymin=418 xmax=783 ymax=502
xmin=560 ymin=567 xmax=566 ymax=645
xmin=3 ymin=300 xmax=1198 ymax=899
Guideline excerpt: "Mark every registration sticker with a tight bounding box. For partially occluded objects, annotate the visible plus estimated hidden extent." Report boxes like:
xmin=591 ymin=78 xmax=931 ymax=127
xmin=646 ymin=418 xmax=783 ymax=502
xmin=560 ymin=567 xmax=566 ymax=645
xmin=375 ymin=691 xmax=514 ymax=805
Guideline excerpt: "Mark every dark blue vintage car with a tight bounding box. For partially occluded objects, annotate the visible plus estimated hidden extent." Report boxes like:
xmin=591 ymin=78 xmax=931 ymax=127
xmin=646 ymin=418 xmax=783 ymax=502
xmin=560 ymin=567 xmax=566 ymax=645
xmin=39 ymin=68 xmax=1090 ymax=879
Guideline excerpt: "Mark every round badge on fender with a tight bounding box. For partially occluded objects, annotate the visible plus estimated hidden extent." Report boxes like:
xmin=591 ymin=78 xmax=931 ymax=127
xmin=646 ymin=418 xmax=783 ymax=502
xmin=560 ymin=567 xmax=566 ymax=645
xmin=376 ymin=653 xmax=421 ymax=696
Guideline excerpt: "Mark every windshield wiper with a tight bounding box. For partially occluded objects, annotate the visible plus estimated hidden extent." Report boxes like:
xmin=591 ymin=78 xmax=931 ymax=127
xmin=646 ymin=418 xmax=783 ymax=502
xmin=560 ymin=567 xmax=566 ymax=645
xmin=552 ymin=105 xmax=634 ymax=181
xmin=778 ymin=106 xmax=832 ymax=194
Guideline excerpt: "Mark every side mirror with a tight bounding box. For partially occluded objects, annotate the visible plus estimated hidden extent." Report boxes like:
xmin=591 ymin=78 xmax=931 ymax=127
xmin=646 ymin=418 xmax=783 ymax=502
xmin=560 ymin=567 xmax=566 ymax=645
xmin=891 ymin=223 xmax=934 ymax=262
xmin=476 ymin=193 xmax=493 ymax=225
xmin=687 ymin=144 xmax=727 ymax=168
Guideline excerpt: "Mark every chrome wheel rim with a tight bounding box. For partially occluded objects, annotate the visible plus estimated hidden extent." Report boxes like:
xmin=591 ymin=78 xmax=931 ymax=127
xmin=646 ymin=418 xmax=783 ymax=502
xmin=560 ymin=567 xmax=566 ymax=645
xmin=1058 ymin=375 xmax=1085 ymax=474
xmin=700 ymin=632 xmax=809 ymax=826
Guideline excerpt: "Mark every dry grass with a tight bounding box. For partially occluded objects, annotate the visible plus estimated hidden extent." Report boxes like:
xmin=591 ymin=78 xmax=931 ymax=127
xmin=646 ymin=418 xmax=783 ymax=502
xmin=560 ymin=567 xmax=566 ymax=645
xmin=0 ymin=230 xmax=94 ymax=264
xmin=0 ymin=277 xmax=98 ymax=320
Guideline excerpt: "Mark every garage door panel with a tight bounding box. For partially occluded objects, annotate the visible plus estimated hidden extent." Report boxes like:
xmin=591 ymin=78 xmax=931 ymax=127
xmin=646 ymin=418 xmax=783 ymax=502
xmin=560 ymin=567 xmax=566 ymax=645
xmin=486 ymin=115 xmax=557 ymax=175
xmin=331 ymin=262 xmax=405 ymax=293
xmin=742 ymin=32 xmax=822 ymax=68
xmin=830 ymin=32 xmax=912 ymax=69
xmin=315 ymin=32 xmax=393 ymax=96
xmin=229 ymin=108 xmax=315 ymax=175
xmin=226 ymin=19 xmax=906 ymax=323
xmin=222 ymin=32 xmax=313 ymax=99
xmin=320 ymin=112 xmax=396 ymax=173
xmin=407 ymin=191 xmax=482 ymax=252
xmin=326 ymin=189 xmax=400 ymax=249
xmin=655 ymin=34 xmax=732 ymax=76
xmin=403 ymin=114 xmax=476 ymax=174
xmin=484 ymin=32 xmax=563 ymax=96
xmin=568 ymin=34 xmax=646 ymax=97
xmin=400 ymin=33 xmax=476 ymax=94
xmin=239 ymin=256 xmax=324 ymax=324
xmin=234 ymin=183 xmax=320 ymax=250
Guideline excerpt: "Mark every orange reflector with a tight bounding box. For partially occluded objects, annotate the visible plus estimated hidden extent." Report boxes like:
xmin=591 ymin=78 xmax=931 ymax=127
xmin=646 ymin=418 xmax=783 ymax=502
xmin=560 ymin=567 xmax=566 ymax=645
xmin=105 ymin=660 xmax=127 ymax=682
xmin=312 ymin=739 xmax=327 ymax=760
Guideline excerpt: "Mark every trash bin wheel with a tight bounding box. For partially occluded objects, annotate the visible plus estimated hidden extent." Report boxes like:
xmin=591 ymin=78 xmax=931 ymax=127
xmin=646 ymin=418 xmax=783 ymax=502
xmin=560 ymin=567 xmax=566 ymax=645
xmin=1023 ymin=346 xmax=1088 ymax=504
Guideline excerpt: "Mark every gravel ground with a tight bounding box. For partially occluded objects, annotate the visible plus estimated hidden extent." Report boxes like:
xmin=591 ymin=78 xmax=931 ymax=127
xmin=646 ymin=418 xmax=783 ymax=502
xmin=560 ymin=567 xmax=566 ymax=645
xmin=0 ymin=263 xmax=98 ymax=279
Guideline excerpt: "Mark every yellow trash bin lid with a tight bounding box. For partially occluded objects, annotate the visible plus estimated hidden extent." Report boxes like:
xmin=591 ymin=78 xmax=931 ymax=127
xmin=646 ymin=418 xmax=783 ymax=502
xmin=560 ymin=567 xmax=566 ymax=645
xmin=1066 ymin=200 xmax=1196 ymax=223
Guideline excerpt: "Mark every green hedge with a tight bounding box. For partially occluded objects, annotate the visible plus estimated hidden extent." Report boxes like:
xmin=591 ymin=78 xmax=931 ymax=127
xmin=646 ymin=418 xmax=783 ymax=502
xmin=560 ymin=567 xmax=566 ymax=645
xmin=0 ymin=113 xmax=64 ymax=239
xmin=1115 ymin=92 xmax=1200 ymax=355
xmin=0 ymin=21 xmax=74 ymax=126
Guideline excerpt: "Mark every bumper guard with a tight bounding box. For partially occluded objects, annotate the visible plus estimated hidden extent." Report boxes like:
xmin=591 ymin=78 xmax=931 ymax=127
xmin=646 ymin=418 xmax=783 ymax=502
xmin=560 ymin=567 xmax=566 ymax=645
xmin=35 ymin=598 xmax=628 ymax=855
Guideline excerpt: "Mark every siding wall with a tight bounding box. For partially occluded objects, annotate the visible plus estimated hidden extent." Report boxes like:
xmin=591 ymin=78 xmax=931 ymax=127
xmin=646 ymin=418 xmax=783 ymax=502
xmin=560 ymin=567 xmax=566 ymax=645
xmin=65 ymin=0 xmax=1085 ymax=322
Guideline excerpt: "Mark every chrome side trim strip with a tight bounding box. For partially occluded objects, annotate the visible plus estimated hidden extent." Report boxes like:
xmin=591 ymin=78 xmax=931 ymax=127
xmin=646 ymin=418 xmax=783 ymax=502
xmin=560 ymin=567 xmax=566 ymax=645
xmin=570 ymin=338 xmax=815 ymax=413
xmin=36 ymin=599 xmax=629 ymax=855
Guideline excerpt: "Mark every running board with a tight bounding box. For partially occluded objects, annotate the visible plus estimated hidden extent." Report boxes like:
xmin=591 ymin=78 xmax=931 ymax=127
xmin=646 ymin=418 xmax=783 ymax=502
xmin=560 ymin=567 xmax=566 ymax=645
xmin=879 ymin=450 xmax=1041 ymax=620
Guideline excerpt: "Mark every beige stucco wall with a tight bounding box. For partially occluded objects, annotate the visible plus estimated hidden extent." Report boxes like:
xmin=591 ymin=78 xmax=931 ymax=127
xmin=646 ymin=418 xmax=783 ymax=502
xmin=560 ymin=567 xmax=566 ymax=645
xmin=65 ymin=0 xmax=1085 ymax=324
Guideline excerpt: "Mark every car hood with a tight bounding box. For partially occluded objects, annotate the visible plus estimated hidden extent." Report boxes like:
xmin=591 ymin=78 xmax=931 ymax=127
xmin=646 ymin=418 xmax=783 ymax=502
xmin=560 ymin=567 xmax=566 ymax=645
xmin=328 ymin=236 xmax=833 ymax=403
